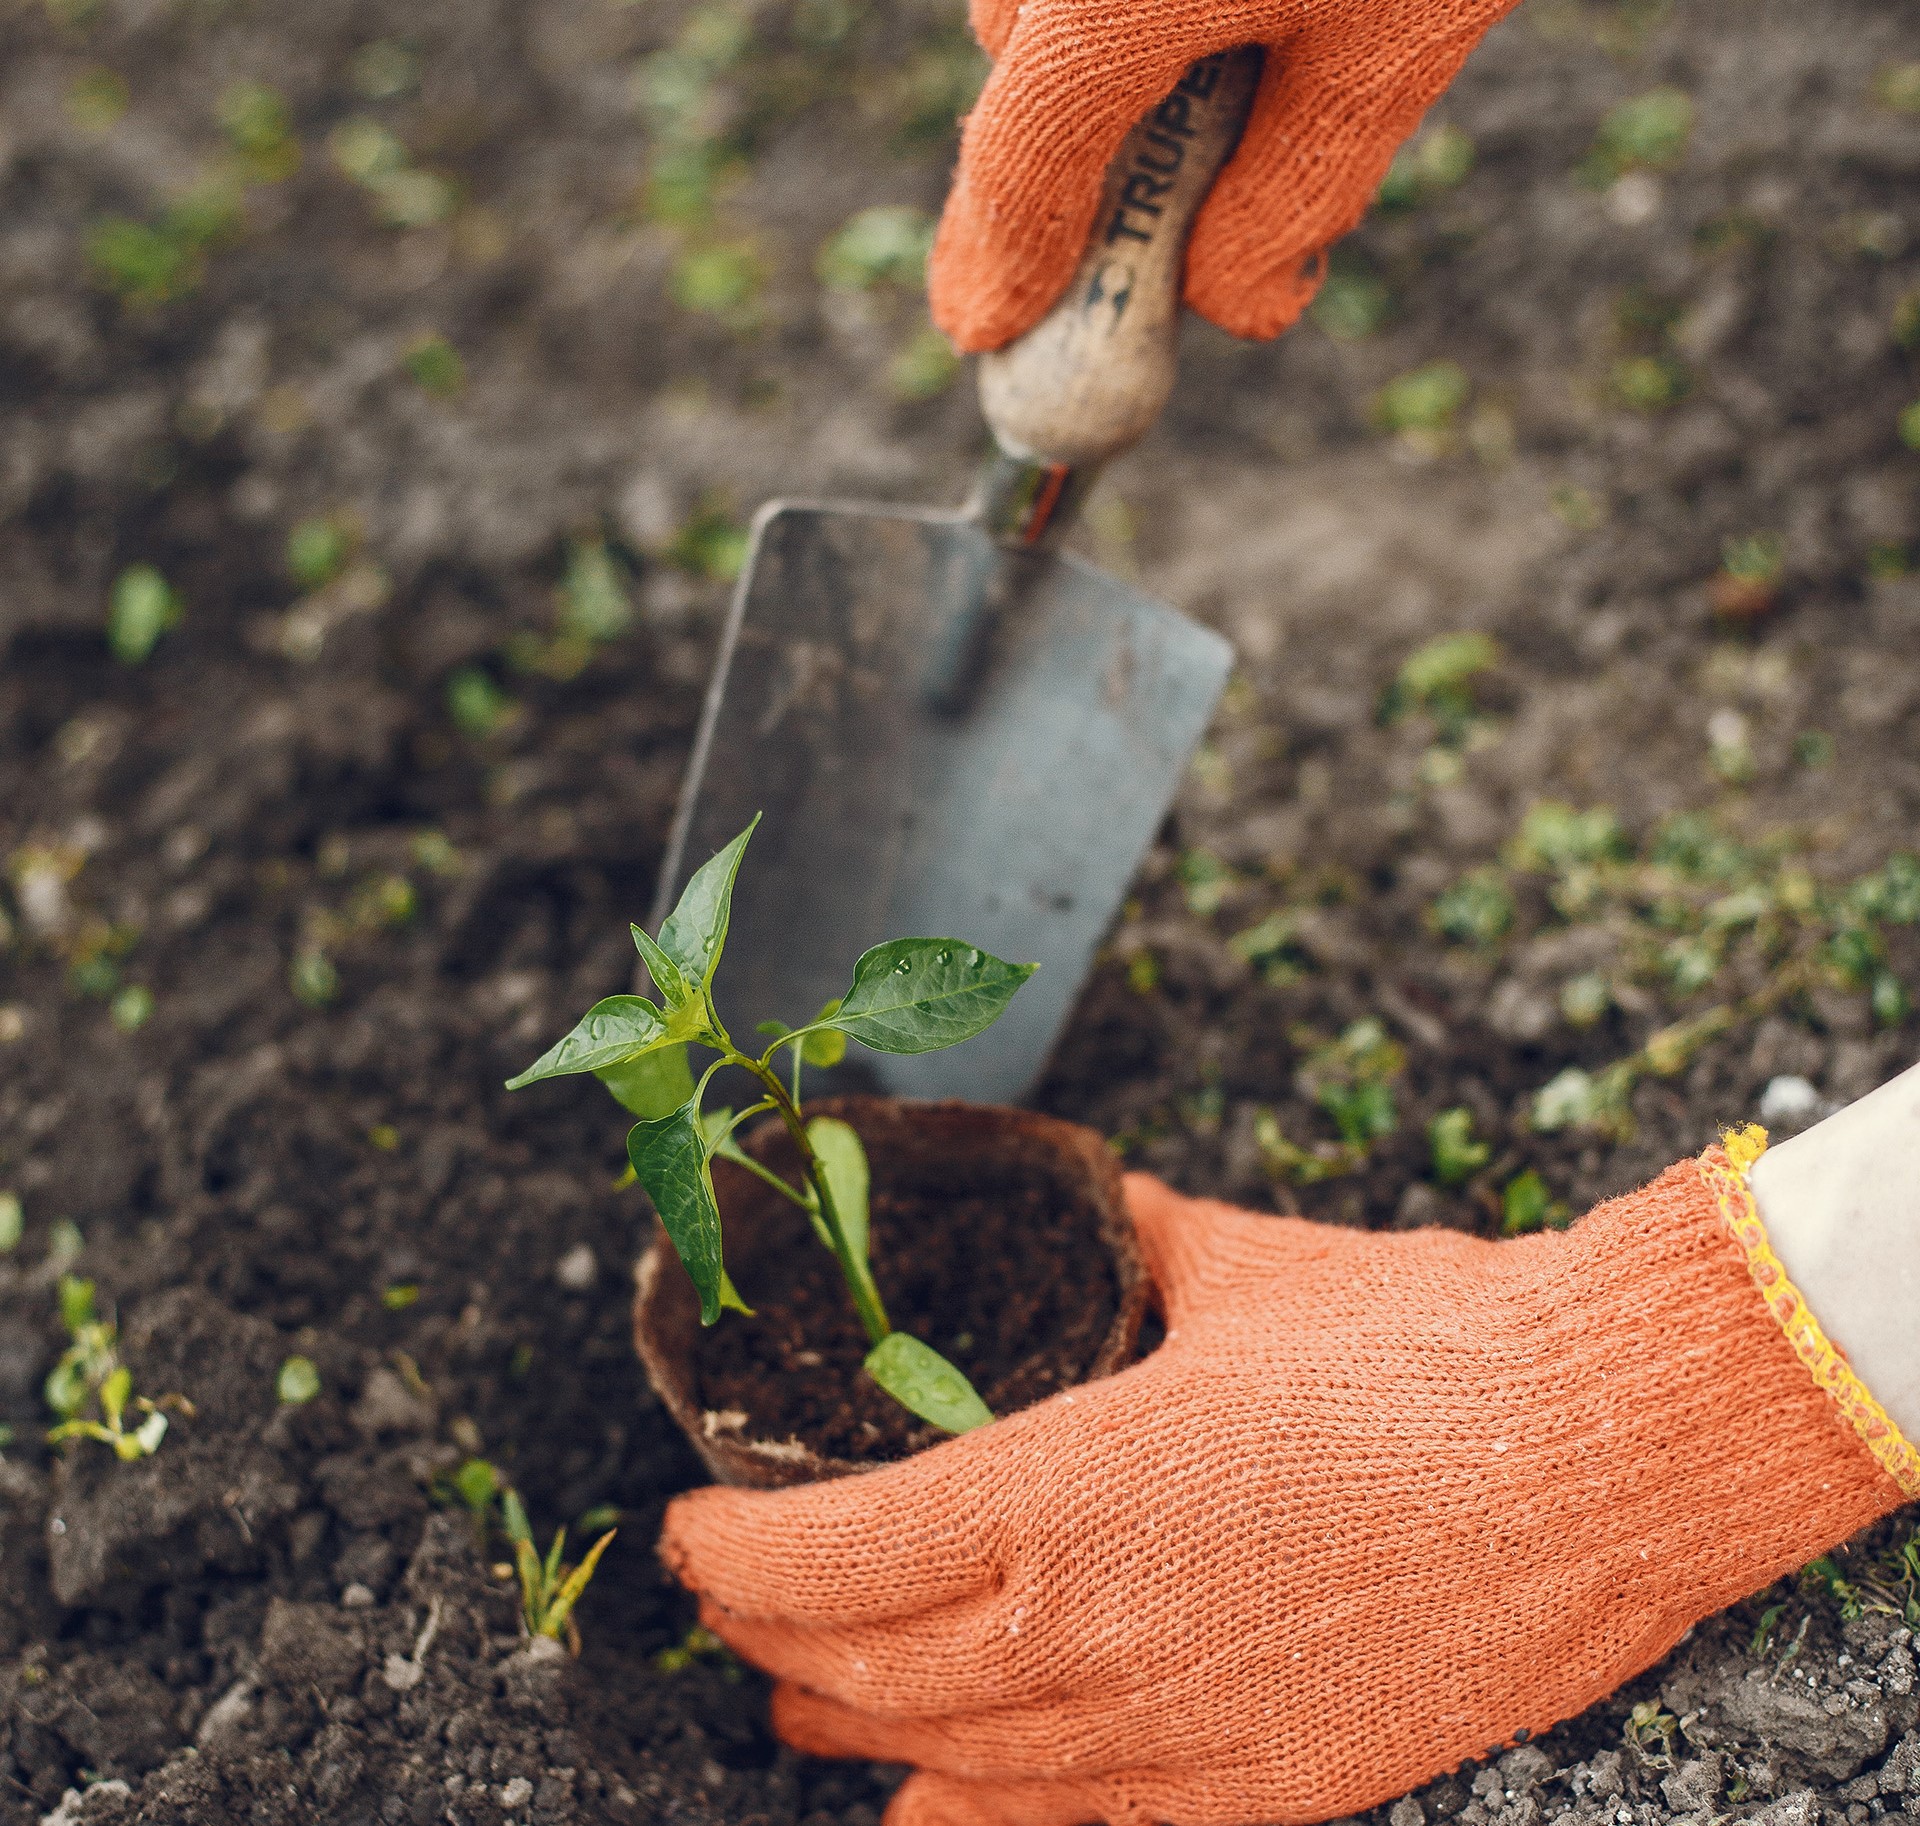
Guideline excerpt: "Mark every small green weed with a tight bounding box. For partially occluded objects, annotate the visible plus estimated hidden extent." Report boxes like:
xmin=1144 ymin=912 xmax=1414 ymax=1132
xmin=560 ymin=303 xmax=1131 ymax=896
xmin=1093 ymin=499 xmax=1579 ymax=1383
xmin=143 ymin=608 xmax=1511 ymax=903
xmin=287 ymin=517 xmax=353 ymax=590
xmin=1371 ymin=361 xmax=1471 ymax=442
xmin=1580 ymin=88 xmax=1694 ymax=187
xmin=816 ymin=205 xmax=934 ymax=292
xmin=1376 ymin=122 xmax=1474 ymax=210
xmin=1500 ymin=1169 xmax=1567 ymax=1235
xmin=403 ymin=334 xmax=465 ymax=397
xmin=1435 ymin=803 xmax=1920 ymax=1137
xmin=107 ymin=565 xmax=183 ymax=662
xmin=1427 ymin=1107 xmax=1490 ymax=1188
xmin=888 ymin=324 xmax=960 ymax=401
xmin=44 ymin=1277 xmax=181 ymax=1460
xmin=503 ymin=1489 xmax=617 ymax=1651
xmin=1379 ymin=631 xmax=1500 ymax=743
xmin=86 ymin=181 xmax=242 ymax=307
xmin=220 ymin=81 xmax=300 ymax=182
xmin=666 ymin=499 xmax=749 ymax=581
xmin=445 ymin=665 xmax=517 ymax=737
xmin=1310 ymin=259 xmax=1393 ymax=341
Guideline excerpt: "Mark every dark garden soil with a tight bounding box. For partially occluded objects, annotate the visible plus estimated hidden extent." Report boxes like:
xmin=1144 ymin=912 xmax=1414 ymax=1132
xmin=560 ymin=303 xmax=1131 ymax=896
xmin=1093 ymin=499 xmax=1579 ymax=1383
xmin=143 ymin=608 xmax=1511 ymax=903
xmin=3 ymin=0 xmax=1920 ymax=1821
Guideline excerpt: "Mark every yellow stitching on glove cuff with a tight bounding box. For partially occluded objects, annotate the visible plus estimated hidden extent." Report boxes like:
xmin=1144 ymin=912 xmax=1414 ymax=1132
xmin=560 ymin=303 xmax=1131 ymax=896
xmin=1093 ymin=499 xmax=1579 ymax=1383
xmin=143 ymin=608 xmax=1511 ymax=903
xmin=1702 ymin=1123 xmax=1920 ymax=1500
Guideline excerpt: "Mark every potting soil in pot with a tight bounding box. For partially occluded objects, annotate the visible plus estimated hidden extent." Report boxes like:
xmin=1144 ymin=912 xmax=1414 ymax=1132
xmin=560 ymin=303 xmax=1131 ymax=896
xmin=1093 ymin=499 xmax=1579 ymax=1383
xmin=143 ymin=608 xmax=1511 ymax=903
xmin=695 ymin=1179 xmax=1122 ymax=1462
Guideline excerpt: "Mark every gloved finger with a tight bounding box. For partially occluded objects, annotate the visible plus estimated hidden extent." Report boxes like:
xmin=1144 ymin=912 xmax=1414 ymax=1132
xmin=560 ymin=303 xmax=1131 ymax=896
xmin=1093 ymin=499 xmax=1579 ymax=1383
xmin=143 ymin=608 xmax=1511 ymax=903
xmin=928 ymin=20 xmax=1202 ymax=353
xmin=773 ymin=1682 xmax=1216 ymax=1778
xmin=968 ymin=0 xmax=1018 ymax=61
xmin=659 ymin=1444 xmax=1005 ymax=1626
xmin=699 ymin=1578 xmax=1062 ymax=1717
xmin=886 ymin=1770 xmax=1104 ymax=1826
xmin=886 ymin=1767 xmax=1250 ymax=1826
xmin=1124 ymin=1171 xmax=1324 ymax=1326
xmin=1185 ymin=7 xmax=1519 ymax=337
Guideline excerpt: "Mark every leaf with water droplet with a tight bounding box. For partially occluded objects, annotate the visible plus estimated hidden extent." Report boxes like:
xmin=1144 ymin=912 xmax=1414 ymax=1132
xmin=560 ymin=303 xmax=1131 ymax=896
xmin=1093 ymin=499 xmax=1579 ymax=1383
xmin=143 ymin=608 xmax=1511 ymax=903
xmin=821 ymin=938 xmax=1034 ymax=1055
xmin=506 ymin=995 xmax=668 ymax=1088
xmin=864 ymin=1332 xmax=991 ymax=1433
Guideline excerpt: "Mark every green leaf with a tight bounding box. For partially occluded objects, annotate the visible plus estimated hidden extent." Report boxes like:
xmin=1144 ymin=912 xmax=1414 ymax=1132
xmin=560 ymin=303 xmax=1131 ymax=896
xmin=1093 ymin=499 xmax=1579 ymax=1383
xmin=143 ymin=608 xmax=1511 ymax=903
xmin=824 ymin=939 xmax=1035 ymax=1055
xmin=631 ymin=924 xmax=692 ymax=1008
xmin=276 ymin=1355 xmax=321 ymax=1404
xmin=597 ymin=1043 xmax=695 ymax=1118
xmin=806 ymin=1117 xmax=869 ymax=1269
xmin=628 ymin=1099 xmax=728 ymax=1325
xmin=864 ymin=1333 xmax=992 ymax=1434
xmin=507 ymin=996 xmax=667 ymax=1089
xmin=58 ymin=1275 xmax=96 ymax=1336
xmin=453 ymin=1457 xmax=500 ymax=1514
xmin=543 ymin=1529 xmax=617 ymax=1639
xmin=802 ymin=1000 xmax=847 ymax=1067
xmin=657 ymin=815 xmax=759 ymax=990
xmin=501 ymin=1487 xmax=533 ymax=1547
xmin=100 ymin=1365 xmax=131 ymax=1426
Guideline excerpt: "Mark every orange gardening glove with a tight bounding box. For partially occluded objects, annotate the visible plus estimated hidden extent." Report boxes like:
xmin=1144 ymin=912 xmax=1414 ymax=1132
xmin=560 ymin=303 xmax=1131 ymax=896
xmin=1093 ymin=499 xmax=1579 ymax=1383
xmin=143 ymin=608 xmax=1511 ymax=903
xmin=661 ymin=1136 xmax=1919 ymax=1826
xmin=929 ymin=0 xmax=1525 ymax=352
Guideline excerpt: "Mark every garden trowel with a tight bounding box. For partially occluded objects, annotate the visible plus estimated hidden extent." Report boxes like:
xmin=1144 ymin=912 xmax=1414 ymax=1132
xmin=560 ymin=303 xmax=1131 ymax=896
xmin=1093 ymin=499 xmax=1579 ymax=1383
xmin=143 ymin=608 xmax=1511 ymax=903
xmin=652 ymin=49 xmax=1261 ymax=1104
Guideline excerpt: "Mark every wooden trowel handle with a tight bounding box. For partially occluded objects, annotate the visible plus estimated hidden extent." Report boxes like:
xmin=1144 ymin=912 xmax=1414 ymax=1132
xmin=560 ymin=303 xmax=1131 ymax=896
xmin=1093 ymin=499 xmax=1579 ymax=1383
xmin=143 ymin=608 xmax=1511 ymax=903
xmin=977 ymin=46 xmax=1263 ymax=504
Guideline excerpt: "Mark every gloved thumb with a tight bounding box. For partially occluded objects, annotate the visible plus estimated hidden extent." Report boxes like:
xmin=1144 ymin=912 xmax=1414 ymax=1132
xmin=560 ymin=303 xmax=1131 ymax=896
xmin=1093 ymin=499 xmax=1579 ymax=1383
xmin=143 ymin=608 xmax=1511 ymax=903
xmin=1185 ymin=10 xmax=1519 ymax=337
xmin=1121 ymin=1172 xmax=1274 ymax=1329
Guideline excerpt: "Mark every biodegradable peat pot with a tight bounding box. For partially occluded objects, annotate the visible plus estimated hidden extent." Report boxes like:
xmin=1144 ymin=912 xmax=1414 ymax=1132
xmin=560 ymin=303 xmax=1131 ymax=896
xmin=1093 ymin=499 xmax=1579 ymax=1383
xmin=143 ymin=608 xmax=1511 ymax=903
xmin=634 ymin=1096 xmax=1148 ymax=1488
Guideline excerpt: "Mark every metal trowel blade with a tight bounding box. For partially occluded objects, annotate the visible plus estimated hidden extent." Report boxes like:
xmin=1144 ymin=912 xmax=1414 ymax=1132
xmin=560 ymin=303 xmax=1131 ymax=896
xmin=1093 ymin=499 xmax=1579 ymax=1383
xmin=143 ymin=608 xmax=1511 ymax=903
xmin=653 ymin=498 xmax=1233 ymax=1105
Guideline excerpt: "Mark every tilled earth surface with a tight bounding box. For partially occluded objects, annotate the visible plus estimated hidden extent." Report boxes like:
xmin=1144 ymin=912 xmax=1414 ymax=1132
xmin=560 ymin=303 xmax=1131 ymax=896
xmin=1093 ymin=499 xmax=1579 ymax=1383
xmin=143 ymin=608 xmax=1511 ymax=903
xmin=3 ymin=0 xmax=1919 ymax=1820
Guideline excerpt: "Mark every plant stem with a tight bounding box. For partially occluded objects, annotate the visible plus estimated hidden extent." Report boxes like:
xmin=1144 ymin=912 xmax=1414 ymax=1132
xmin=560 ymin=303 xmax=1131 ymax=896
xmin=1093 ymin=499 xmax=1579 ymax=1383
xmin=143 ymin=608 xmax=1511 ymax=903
xmin=730 ymin=1050 xmax=890 ymax=1346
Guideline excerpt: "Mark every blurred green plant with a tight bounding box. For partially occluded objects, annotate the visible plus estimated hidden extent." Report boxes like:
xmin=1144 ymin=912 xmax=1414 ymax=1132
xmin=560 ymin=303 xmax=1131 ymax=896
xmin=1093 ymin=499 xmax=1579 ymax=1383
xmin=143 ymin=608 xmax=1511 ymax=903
xmin=1610 ymin=352 xmax=1690 ymax=413
xmin=1433 ymin=803 xmax=1920 ymax=1138
xmin=350 ymin=39 xmax=419 ymax=100
xmin=817 ymin=205 xmax=935 ymax=291
xmin=888 ymin=324 xmax=961 ymax=401
xmin=403 ymin=334 xmax=465 ymax=397
xmin=1427 ymin=1107 xmax=1490 ymax=1188
xmin=1310 ymin=256 xmax=1393 ymax=341
xmin=1379 ymin=631 xmax=1501 ymax=743
xmin=86 ymin=181 xmax=242 ymax=307
xmin=108 ymin=564 xmax=183 ymax=663
xmin=1376 ymin=122 xmax=1474 ymax=210
xmin=330 ymin=117 xmax=456 ymax=227
xmin=220 ymin=81 xmax=300 ymax=182
xmin=1372 ymin=361 xmax=1471 ymax=437
xmin=1500 ymin=1168 xmax=1567 ymax=1236
xmin=446 ymin=666 xmax=517 ymax=737
xmin=1871 ymin=62 xmax=1920 ymax=116
xmin=1579 ymin=88 xmax=1694 ymax=187
xmin=670 ymin=239 xmax=767 ymax=326
xmin=666 ymin=499 xmax=749 ymax=581
xmin=287 ymin=516 xmax=353 ymax=590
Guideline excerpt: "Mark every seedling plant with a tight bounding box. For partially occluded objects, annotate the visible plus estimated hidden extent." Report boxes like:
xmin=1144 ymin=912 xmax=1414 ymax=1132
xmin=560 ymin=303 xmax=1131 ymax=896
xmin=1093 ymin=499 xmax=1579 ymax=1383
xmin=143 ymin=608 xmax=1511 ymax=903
xmin=508 ymin=816 xmax=1035 ymax=1434
xmin=44 ymin=1276 xmax=179 ymax=1460
xmin=443 ymin=1458 xmax=615 ymax=1653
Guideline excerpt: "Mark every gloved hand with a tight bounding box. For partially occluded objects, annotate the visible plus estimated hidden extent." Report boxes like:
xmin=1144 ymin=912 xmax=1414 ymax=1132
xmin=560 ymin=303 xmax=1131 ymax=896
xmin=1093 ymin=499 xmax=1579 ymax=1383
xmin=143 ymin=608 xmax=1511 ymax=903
xmin=929 ymin=0 xmax=1526 ymax=352
xmin=662 ymin=1142 xmax=1910 ymax=1826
